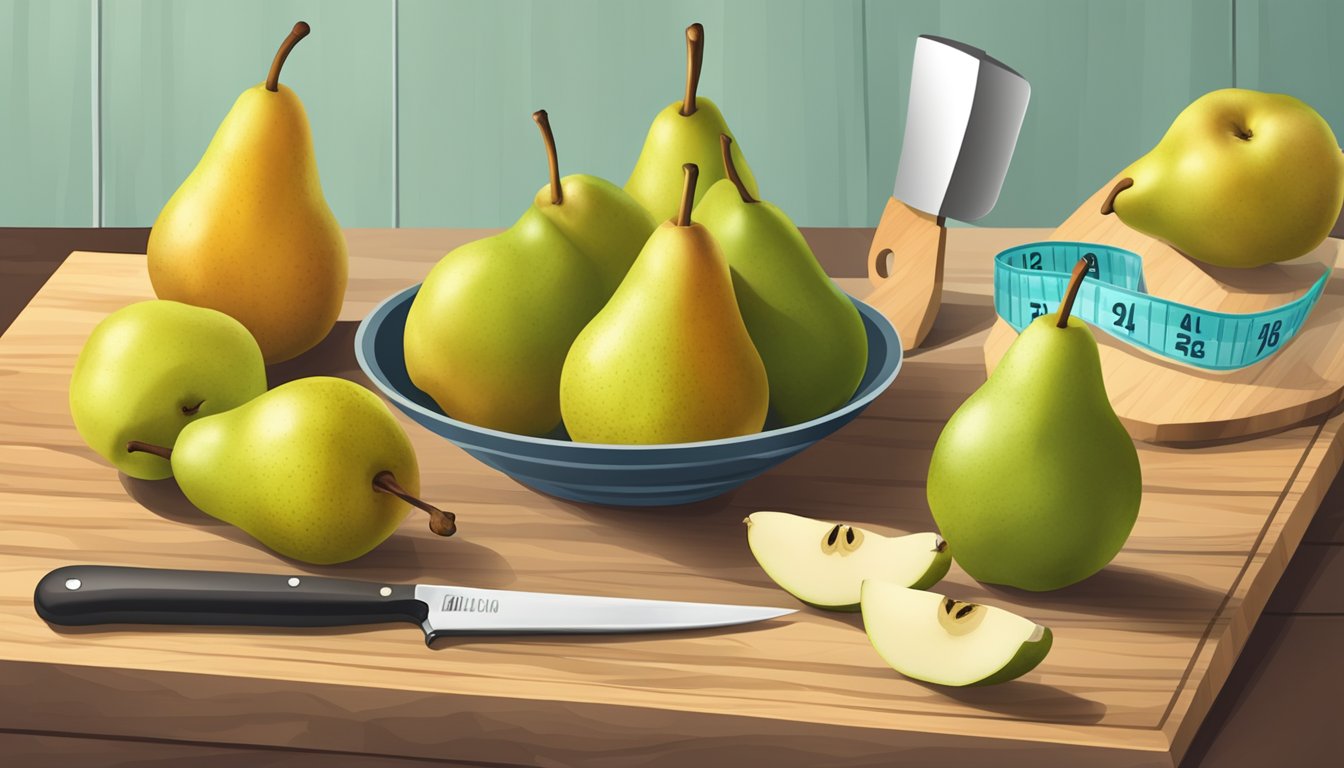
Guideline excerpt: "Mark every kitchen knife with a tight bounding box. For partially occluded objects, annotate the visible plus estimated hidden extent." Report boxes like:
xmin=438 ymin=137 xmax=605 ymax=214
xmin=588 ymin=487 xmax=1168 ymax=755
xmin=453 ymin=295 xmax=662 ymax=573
xmin=867 ymin=35 xmax=1030 ymax=350
xmin=34 ymin=566 xmax=795 ymax=644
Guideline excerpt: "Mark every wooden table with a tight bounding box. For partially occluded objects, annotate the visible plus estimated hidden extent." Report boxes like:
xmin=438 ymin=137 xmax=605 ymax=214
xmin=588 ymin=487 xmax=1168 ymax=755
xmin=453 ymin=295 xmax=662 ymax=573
xmin=1 ymin=228 xmax=1341 ymax=767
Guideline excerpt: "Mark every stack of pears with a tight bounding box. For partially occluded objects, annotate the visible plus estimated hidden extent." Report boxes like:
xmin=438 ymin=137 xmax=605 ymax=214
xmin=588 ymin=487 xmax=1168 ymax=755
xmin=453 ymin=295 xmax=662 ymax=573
xmin=403 ymin=111 xmax=657 ymax=436
xmin=147 ymin=22 xmax=348 ymax=364
xmin=70 ymin=22 xmax=455 ymax=565
xmin=70 ymin=300 xmax=456 ymax=564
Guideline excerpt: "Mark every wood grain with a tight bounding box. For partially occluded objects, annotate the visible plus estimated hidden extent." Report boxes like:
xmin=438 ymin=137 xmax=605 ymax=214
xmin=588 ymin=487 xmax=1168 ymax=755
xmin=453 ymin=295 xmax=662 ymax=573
xmin=864 ymin=197 xmax=946 ymax=350
xmin=984 ymin=175 xmax=1344 ymax=445
xmin=0 ymin=229 xmax=1338 ymax=767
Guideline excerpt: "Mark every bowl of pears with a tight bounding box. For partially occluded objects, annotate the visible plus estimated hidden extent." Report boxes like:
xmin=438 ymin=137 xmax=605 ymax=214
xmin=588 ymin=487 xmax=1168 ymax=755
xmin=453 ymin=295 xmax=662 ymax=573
xmin=358 ymin=29 xmax=900 ymax=506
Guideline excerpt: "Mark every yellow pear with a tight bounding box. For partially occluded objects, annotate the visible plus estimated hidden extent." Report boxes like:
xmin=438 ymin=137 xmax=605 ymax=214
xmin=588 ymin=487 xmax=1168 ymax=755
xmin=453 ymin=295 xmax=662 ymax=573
xmin=560 ymin=164 xmax=768 ymax=444
xmin=147 ymin=22 xmax=348 ymax=364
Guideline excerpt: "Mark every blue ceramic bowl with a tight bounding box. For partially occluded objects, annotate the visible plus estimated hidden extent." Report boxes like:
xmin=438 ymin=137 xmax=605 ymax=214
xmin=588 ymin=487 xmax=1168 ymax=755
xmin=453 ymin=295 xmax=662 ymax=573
xmin=355 ymin=284 xmax=902 ymax=507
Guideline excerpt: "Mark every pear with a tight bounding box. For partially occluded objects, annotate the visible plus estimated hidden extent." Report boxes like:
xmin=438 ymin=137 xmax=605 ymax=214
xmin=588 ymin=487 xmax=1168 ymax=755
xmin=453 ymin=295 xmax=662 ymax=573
xmin=626 ymin=23 xmax=759 ymax=221
xmin=403 ymin=111 xmax=655 ymax=436
xmin=1102 ymin=88 xmax=1344 ymax=268
xmin=697 ymin=135 xmax=868 ymax=426
xmin=927 ymin=260 xmax=1142 ymax=591
xmin=861 ymin=581 xmax=1052 ymax=687
xmin=561 ymin=164 xmax=769 ymax=444
xmin=745 ymin=511 xmax=949 ymax=610
xmin=127 ymin=377 xmax=455 ymax=565
xmin=147 ymin=22 xmax=348 ymax=364
xmin=70 ymin=300 xmax=267 ymax=480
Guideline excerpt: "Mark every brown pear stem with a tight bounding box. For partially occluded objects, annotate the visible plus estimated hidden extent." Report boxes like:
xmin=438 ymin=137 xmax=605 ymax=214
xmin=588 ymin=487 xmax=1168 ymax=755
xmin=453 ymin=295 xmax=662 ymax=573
xmin=182 ymin=400 xmax=204 ymax=416
xmin=1099 ymin=177 xmax=1133 ymax=215
xmin=719 ymin=134 xmax=756 ymax=203
xmin=532 ymin=110 xmax=563 ymax=205
xmin=373 ymin=471 xmax=456 ymax=537
xmin=1056 ymin=258 xmax=1090 ymax=328
xmin=126 ymin=441 xmax=173 ymax=460
xmin=676 ymin=163 xmax=699 ymax=227
xmin=681 ymin=23 xmax=704 ymax=116
xmin=266 ymin=21 xmax=311 ymax=92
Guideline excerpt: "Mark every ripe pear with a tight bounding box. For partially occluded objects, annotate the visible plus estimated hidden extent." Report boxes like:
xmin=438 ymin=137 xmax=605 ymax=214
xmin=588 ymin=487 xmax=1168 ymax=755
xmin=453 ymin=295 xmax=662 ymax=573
xmin=147 ymin=22 xmax=348 ymax=364
xmin=745 ymin=511 xmax=949 ymax=610
xmin=927 ymin=261 xmax=1141 ymax=591
xmin=697 ymin=135 xmax=868 ymax=426
xmin=861 ymin=581 xmax=1053 ymax=686
xmin=1102 ymin=88 xmax=1344 ymax=268
xmin=403 ymin=111 xmax=655 ymax=436
xmin=69 ymin=300 xmax=267 ymax=480
xmin=128 ymin=377 xmax=455 ymax=565
xmin=626 ymin=23 xmax=759 ymax=222
xmin=561 ymin=164 xmax=768 ymax=444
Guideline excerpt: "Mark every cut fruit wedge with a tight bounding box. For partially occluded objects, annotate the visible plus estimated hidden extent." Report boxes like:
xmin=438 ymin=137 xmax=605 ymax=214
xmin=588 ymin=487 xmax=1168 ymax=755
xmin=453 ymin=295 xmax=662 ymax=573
xmin=745 ymin=511 xmax=950 ymax=610
xmin=860 ymin=580 xmax=1052 ymax=686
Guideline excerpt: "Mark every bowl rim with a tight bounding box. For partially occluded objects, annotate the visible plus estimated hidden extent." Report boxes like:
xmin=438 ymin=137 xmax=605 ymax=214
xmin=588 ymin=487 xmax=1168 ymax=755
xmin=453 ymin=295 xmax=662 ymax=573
xmin=355 ymin=282 xmax=903 ymax=452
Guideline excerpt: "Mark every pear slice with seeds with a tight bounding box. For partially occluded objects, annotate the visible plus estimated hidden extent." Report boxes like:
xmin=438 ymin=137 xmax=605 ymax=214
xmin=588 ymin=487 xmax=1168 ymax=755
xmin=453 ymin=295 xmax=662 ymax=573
xmin=745 ymin=511 xmax=950 ymax=611
xmin=860 ymin=580 xmax=1052 ymax=686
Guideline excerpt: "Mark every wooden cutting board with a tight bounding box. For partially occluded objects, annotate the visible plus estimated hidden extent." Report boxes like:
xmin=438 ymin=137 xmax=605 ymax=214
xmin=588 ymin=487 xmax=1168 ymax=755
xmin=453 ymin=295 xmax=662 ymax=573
xmin=0 ymin=230 xmax=1339 ymax=768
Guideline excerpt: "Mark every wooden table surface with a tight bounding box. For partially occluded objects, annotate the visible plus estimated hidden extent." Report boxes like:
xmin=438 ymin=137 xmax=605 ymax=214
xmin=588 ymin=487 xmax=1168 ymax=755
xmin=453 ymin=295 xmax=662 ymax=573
xmin=1 ymin=227 xmax=1342 ymax=767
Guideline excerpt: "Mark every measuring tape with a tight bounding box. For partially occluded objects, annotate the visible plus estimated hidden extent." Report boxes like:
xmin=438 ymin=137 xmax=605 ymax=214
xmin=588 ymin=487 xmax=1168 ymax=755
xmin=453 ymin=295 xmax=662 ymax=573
xmin=993 ymin=241 xmax=1330 ymax=371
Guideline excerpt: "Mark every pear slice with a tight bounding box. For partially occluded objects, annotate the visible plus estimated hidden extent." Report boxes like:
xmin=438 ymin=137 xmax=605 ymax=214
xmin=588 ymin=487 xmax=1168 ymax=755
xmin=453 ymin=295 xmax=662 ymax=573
xmin=745 ymin=511 xmax=950 ymax=610
xmin=860 ymin=581 xmax=1052 ymax=686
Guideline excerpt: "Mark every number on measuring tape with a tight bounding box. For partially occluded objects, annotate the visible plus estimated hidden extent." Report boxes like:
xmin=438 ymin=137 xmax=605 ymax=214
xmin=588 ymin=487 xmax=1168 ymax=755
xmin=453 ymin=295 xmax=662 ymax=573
xmin=1029 ymin=301 xmax=1050 ymax=320
xmin=1257 ymin=320 xmax=1283 ymax=354
xmin=1025 ymin=251 xmax=1043 ymax=270
xmin=1112 ymin=302 xmax=1136 ymax=333
xmin=1179 ymin=314 xmax=1203 ymax=334
xmin=1083 ymin=252 xmax=1099 ymax=276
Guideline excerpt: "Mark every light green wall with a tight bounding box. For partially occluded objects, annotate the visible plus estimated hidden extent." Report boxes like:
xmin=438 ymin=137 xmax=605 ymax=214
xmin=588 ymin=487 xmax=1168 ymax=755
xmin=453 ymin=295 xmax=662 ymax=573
xmin=1 ymin=0 xmax=1341 ymax=228
xmin=0 ymin=0 xmax=92 ymax=226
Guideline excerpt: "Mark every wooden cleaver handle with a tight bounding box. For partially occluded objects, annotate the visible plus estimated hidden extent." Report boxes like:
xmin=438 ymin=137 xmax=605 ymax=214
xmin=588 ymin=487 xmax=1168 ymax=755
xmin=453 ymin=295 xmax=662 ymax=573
xmin=865 ymin=197 xmax=947 ymax=351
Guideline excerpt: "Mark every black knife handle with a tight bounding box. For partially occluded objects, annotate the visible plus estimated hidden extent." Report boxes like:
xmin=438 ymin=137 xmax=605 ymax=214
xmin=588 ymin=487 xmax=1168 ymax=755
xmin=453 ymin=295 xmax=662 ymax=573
xmin=34 ymin=566 xmax=428 ymax=628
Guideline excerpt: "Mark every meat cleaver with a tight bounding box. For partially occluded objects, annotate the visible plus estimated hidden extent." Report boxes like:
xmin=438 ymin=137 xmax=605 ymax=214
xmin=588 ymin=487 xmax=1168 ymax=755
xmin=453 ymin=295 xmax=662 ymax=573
xmin=867 ymin=35 xmax=1030 ymax=350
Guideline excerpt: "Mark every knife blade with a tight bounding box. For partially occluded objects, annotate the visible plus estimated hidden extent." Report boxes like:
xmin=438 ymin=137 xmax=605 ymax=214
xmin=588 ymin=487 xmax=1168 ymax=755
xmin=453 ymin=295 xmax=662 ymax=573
xmin=34 ymin=566 xmax=795 ymax=645
xmin=891 ymin=35 xmax=1030 ymax=223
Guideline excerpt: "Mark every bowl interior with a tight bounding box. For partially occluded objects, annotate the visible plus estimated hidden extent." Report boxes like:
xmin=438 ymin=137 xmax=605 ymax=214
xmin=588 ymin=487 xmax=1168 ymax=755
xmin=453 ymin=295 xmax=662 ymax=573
xmin=356 ymin=284 xmax=902 ymax=453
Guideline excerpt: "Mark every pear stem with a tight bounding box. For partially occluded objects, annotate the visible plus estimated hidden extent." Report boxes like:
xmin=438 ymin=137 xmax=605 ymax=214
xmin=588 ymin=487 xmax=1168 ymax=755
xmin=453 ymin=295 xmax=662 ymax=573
xmin=720 ymin=134 xmax=756 ymax=204
xmin=681 ymin=23 xmax=704 ymax=117
xmin=1056 ymin=258 xmax=1090 ymax=328
xmin=126 ymin=441 xmax=173 ymax=460
xmin=266 ymin=21 xmax=311 ymax=92
xmin=1099 ymin=177 xmax=1133 ymax=216
xmin=532 ymin=110 xmax=563 ymax=205
xmin=373 ymin=471 xmax=456 ymax=537
xmin=676 ymin=163 xmax=699 ymax=227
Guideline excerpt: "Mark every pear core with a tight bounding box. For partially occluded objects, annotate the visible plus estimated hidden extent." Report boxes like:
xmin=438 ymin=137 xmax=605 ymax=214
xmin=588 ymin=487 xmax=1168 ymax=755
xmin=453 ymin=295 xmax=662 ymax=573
xmin=745 ymin=511 xmax=950 ymax=610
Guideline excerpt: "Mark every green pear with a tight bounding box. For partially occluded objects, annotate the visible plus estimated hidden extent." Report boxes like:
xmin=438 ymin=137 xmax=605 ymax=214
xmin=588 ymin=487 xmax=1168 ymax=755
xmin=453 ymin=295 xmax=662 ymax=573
xmin=403 ymin=111 xmax=655 ymax=436
xmin=697 ymin=135 xmax=868 ymax=426
xmin=69 ymin=300 xmax=266 ymax=480
xmin=626 ymin=23 xmax=759 ymax=222
xmin=147 ymin=22 xmax=348 ymax=364
xmin=129 ymin=377 xmax=455 ymax=565
xmin=861 ymin=581 xmax=1052 ymax=687
xmin=1103 ymin=88 xmax=1344 ymax=268
xmin=927 ymin=260 xmax=1141 ymax=591
xmin=745 ymin=511 xmax=949 ymax=610
xmin=561 ymin=164 xmax=768 ymax=444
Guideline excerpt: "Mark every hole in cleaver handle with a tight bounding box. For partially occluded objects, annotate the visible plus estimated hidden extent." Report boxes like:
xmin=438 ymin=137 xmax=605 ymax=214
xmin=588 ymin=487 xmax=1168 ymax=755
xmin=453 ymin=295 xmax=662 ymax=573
xmin=865 ymin=198 xmax=947 ymax=351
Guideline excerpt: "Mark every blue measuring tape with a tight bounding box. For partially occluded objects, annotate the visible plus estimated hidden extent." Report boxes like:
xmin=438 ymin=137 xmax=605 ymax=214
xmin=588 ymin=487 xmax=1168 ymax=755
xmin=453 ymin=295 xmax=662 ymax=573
xmin=993 ymin=242 xmax=1330 ymax=371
